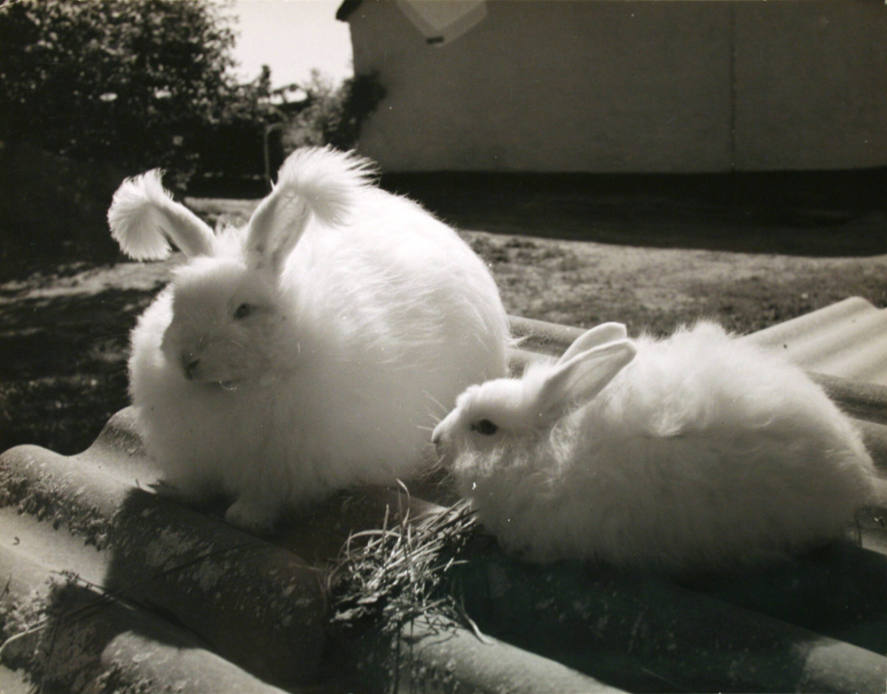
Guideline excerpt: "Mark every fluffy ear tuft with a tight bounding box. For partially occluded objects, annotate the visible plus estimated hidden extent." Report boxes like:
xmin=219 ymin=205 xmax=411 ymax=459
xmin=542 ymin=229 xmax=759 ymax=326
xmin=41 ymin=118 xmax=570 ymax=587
xmin=245 ymin=147 xmax=377 ymax=273
xmin=274 ymin=146 xmax=377 ymax=226
xmin=108 ymin=169 xmax=215 ymax=260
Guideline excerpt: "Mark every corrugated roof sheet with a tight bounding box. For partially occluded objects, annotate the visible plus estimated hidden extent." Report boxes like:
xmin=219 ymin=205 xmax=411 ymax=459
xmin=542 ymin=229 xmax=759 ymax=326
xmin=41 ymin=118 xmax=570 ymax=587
xmin=2 ymin=299 xmax=887 ymax=693
xmin=511 ymin=296 xmax=887 ymax=386
xmin=749 ymin=297 xmax=887 ymax=386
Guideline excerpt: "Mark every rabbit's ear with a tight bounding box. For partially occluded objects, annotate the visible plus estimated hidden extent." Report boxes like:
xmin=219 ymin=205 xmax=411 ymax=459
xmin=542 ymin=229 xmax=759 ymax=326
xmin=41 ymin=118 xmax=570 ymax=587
xmin=536 ymin=339 xmax=636 ymax=421
xmin=108 ymin=170 xmax=214 ymax=260
xmin=243 ymin=185 xmax=310 ymax=275
xmin=245 ymin=147 xmax=376 ymax=274
xmin=558 ymin=322 xmax=627 ymax=364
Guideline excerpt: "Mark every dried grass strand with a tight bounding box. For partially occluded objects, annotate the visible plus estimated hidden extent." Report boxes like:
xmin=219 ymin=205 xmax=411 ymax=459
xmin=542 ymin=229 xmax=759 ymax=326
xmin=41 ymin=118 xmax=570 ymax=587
xmin=327 ymin=495 xmax=479 ymax=637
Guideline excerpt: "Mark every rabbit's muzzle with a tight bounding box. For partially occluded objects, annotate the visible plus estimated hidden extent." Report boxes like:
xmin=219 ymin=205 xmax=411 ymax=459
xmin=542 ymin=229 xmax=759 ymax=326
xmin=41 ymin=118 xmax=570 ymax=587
xmin=431 ymin=416 xmax=458 ymax=467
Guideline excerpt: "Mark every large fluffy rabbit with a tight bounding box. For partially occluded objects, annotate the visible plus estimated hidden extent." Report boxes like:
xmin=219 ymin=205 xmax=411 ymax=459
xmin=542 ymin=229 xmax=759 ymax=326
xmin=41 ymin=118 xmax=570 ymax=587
xmin=108 ymin=147 xmax=509 ymax=531
xmin=432 ymin=321 xmax=877 ymax=571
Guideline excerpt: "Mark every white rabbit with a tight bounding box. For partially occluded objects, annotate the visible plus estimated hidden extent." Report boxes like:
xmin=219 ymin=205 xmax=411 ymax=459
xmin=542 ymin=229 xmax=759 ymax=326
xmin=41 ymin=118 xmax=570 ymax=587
xmin=432 ymin=321 xmax=877 ymax=571
xmin=108 ymin=147 xmax=509 ymax=532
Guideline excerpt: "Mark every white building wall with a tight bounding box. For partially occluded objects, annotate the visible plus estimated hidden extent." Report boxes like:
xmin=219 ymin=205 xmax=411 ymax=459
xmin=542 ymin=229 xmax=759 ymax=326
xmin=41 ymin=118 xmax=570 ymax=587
xmin=344 ymin=0 xmax=887 ymax=173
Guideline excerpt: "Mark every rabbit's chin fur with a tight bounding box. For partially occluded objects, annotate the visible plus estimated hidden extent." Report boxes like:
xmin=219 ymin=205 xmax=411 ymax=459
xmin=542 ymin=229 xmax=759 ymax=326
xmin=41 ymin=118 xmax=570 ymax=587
xmin=450 ymin=322 xmax=876 ymax=573
xmin=128 ymin=186 xmax=509 ymax=531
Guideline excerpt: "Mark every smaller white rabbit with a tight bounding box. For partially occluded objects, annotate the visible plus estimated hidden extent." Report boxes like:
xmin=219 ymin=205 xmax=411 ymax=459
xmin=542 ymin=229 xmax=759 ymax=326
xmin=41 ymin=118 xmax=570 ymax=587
xmin=432 ymin=321 xmax=877 ymax=572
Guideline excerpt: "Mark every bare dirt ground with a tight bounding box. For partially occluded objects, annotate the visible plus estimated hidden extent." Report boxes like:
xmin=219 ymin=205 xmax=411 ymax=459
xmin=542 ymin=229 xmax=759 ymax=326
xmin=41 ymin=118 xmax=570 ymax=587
xmin=1 ymin=186 xmax=885 ymax=455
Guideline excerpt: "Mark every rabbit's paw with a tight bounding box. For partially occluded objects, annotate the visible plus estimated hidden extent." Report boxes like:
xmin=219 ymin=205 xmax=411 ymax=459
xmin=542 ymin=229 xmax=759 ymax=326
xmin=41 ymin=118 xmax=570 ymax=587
xmin=224 ymin=497 xmax=279 ymax=534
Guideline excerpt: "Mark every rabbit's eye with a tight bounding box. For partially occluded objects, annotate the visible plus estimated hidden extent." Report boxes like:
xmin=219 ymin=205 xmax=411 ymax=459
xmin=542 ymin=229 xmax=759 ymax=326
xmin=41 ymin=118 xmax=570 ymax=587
xmin=470 ymin=419 xmax=499 ymax=436
xmin=233 ymin=303 xmax=253 ymax=319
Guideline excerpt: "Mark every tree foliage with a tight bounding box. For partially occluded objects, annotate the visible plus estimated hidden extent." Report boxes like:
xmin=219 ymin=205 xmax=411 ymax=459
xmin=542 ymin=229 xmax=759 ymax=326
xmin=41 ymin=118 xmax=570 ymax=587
xmin=284 ymin=70 xmax=386 ymax=153
xmin=0 ymin=0 xmax=276 ymax=187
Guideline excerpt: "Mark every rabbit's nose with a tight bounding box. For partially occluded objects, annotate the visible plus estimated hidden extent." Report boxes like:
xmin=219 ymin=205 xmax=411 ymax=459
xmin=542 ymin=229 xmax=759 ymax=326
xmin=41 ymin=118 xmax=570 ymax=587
xmin=431 ymin=422 xmax=445 ymax=447
xmin=182 ymin=355 xmax=200 ymax=380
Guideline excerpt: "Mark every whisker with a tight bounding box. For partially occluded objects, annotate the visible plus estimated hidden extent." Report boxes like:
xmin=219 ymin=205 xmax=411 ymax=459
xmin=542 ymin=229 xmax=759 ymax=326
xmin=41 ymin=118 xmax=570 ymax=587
xmin=432 ymin=451 xmax=450 ymax=471
xmin=423 ymin=390 xmax=449 ymax=416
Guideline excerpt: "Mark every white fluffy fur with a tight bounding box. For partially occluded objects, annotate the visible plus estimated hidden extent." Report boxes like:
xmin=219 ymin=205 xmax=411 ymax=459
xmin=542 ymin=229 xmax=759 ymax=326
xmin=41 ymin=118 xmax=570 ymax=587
xmin=109 ymin=147 xmax=510 ymax=531
xmin=107 ymin=169 xmax=216 ymax=260
xmin=433 ymin=321 xmax=876 ymax=572
xmin=273 ymin=146 xmax=377 ymax=224
xmin=245 ymin=147 xmax=378 ymax=272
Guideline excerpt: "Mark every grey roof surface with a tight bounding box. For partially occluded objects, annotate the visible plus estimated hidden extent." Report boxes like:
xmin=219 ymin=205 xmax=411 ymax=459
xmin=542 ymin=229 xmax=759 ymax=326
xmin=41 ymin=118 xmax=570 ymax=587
xmin=750 ymin=297 xmax=887 ymax=386
xmin=2 ymin=300 xmax=887 ymax=693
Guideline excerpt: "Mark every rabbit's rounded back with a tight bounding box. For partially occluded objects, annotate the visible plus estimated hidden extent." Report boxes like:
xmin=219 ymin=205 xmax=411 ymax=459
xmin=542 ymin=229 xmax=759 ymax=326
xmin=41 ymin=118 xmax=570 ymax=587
xmin=111 ymin=147 xmax=509 ymax=530
xmin=437 ymin=321 xmax=875 ymax=571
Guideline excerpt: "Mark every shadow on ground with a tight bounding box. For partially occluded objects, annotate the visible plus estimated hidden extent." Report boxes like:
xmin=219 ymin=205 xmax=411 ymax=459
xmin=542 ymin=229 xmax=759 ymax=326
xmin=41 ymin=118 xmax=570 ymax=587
xmin=0 ymin=288 xmax=151 ymax=455
xmin=383 ymin=169 xmax=887 ymax=257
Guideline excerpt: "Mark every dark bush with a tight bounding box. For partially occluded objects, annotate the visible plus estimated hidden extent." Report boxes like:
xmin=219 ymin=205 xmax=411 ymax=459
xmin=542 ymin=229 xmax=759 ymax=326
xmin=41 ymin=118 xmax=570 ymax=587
xmin=0 ymin=142 xmax=125 ymax=264
xmin=0 ymin=0 xmax=278 ymax=190
xmin=283 ymin=71 xmax=385 ymax=152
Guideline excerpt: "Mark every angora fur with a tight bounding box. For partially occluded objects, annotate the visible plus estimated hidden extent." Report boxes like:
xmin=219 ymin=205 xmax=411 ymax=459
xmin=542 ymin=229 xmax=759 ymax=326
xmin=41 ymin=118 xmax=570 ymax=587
xmin=109 ymin=147 xmax=509 ymax=531
xmin=432 ymin=321 xmax=876 ymax=572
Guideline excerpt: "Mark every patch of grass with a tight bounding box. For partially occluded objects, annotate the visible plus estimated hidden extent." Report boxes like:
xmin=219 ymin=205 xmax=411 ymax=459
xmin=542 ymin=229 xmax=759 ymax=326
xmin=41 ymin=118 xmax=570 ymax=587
xmin=464 ymin=231 xmax=887 ymax=336
xmin=0 ymin=265 xmax=169 ymax=455
xmin=689 ymin=268 xmax=887 ymax=335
